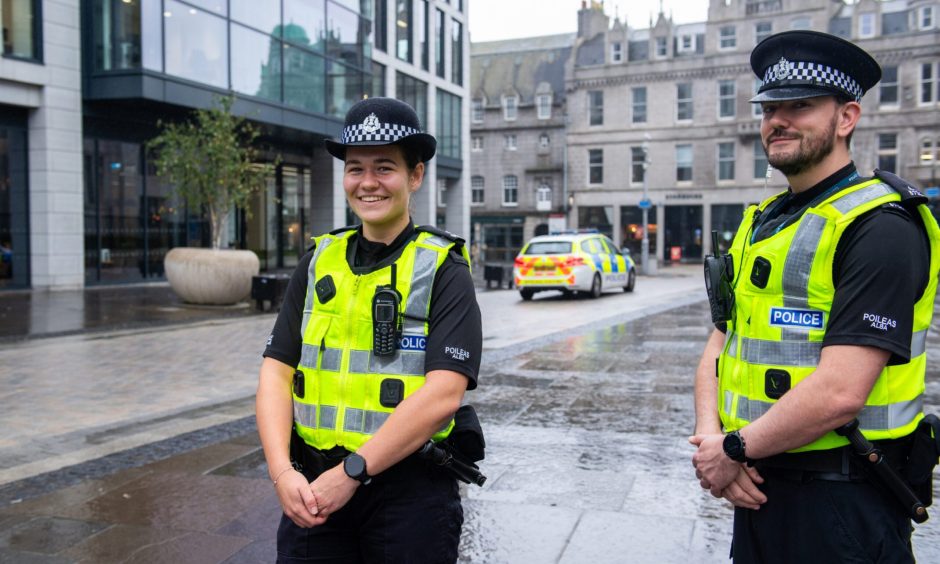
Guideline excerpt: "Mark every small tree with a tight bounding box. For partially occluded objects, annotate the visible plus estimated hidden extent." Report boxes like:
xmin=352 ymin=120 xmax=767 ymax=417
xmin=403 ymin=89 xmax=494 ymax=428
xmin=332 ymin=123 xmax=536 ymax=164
xmin=148 ymin=96 xmax=274 ymax=250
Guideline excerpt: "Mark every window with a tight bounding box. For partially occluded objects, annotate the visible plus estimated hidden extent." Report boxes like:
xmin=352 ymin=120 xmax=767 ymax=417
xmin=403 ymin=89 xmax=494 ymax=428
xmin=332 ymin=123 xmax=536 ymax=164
xmin=536 ymin=184 xmax=552 ymax=211
xmin=753 ymin=79 xmax=763 ymax=117
xmin=719 ymin=26 xmax=736 ymax=49
xmin=435 ymin=8 xmax=445 ymax=77
xmin=611 ymin=41 xmax=622 ymax=63
xmin=878 ymin=133 xmax=898 ymax=172
xmin=655 ymin=36 xmax=667 ymax=57
xmin=921 ymin=62 xmax=939 ymax=104
xmin=3 ymin=0 xmax=40 ymax=60
xmin=677 ymin=83 xmax=693 ymax=121
xmin=451 ymin=18 xmax=463 ymax=85
xmin=589 ymin=90 xmax=604 ymax=126
xmin=396 ymin=0 xmax=412 ymax=62
xmin=858 ymin=13 xmax=875 ymax=38
xmin=718 ymin=80 xmax=736 ymax=118
xmin=437 ymin=178 xmax=447 ymax=207
xmin=374 ymin=0 xmax=387 ymax=52
xmin=538 ymin=133 xmax=550 ymax=149
xmin=471 ymin=98 xmax=484 ymax=122
xmin=676 ymin=144 xmax=693 ymax=182
xmin=503 ymin=95 xmax=518 ymax=120
xmin=396 ymin=72 xmax=428 ymax=127
xmin=921 ymin=137 xmax=940 ymax=165
xmin=588 ymin=149 xmax=603 ymax=184
xmin=753 ymin=139 xmax=769 ymax=179
xmin=164 ymin=1 xmax=228 ymax=89
xmin=536 ymin=94 xmax=552 ymax=119
xmin=471 ymin=136 xmax=483 ymax=151
xmin=880 ymin=66 xmax=898 ymax=106
xmin=718 ymin=142 xmax=735 ymax=181
xmin=504 ymin=134 xmax=516 ymax=150
xmin=678 ymin=34 xmax=694 ymax=53
xmin=632 ymin=87 xmax=647 ymax=123
xmin=755 ymin=21 xmax=772 ymax=45
xmin=790 ymin=16 xmax=810 ymax=30
xmin=920 ymin=6 xmax=935 ymax=30
xmin=415 ymin=0 xmax=428 ymax=69
xmin=471 ymin=176 xmax=484 ymax=205
xmin=631 ymin=147 xmax=645 ymax=184
xmin=502 ymin=175 xmax=518 ymax=206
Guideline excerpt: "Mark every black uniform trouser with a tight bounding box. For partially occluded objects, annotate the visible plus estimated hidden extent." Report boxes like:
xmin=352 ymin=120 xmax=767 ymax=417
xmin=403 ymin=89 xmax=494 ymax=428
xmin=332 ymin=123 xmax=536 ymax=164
xmin=731 ymin=469 xmax=914 ymax=564
xmin=276 ymin=448 xmax=463 ymax=564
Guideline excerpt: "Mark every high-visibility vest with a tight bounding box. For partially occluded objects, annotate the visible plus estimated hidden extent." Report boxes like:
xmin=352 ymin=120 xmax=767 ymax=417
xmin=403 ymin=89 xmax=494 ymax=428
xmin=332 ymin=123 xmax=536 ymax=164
xmin=293 ymin=228 xmax=468 ymax=451
xmin=719 ymin=178 xmax=940 ymax=452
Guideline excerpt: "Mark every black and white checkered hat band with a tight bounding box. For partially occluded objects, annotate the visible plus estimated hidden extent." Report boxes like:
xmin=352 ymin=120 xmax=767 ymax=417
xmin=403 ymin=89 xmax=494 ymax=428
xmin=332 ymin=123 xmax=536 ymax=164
xmin=762 ymin=61 xmax=863 ymax=101
xmin=342 ymin=122 xmax=421 ymax=144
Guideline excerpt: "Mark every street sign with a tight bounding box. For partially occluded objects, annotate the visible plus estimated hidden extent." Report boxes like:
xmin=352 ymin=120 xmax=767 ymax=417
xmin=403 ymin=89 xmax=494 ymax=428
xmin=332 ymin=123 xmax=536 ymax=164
xmin=925 ymin=187 xmax=940 ymax=198
xmin=638 ymin=198 xmax=652 ymax=210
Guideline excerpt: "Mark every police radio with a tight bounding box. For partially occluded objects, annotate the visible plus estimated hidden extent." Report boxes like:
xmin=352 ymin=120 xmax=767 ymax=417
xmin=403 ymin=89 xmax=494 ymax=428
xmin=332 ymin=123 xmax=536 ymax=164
xmin=704 ymin=231 xmax=735 ymax=324
xmin=372 ymin=264 xmax=402 ymax=357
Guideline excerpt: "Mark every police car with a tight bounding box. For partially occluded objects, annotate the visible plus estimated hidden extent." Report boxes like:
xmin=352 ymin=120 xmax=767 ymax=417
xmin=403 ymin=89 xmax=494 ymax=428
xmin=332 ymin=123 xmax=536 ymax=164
xmin=512 ymin=231 xmax=636 ymax=300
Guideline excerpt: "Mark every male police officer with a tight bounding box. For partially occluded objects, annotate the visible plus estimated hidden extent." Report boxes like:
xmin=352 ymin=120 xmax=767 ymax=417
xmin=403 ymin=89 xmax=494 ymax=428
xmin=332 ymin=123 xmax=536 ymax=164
xmin=690 ymin=30 xmax=940 ymax=562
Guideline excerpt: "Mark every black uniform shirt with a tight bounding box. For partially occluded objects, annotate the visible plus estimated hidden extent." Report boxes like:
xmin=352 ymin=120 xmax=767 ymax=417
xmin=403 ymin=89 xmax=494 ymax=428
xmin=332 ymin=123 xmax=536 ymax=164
xmin=746 ymin=163 xmax=930 ymax=365
xmin=263 ymin=223 xmax=482 ymax=389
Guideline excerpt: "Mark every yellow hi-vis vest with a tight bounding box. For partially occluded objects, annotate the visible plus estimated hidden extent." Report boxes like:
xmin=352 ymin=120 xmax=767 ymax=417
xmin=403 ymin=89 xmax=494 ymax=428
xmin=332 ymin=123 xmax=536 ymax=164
xmin=719 ymin=178 xmax=940 ymax=452
xmin=292 ymin=227 xmax=468 ymax=451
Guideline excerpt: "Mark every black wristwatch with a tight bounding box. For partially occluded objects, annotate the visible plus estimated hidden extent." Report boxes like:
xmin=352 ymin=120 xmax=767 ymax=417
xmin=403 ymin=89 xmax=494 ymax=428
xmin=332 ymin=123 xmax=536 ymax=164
xmin=723 ymin=431 xmax=748 ymax=463
xmin=343 ymin=453 xmax=372 ymax=485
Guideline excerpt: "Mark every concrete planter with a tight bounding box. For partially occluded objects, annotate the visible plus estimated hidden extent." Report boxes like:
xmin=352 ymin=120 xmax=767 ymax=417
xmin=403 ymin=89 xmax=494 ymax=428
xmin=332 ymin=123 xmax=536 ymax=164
xmin=164 ymin=247 xmax=260 ymax=305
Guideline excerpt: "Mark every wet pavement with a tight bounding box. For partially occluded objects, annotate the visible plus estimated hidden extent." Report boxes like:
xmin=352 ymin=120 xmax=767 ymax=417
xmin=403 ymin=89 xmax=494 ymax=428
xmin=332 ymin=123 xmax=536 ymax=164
xmin=2 ymin=267 xmax=940 ymax=563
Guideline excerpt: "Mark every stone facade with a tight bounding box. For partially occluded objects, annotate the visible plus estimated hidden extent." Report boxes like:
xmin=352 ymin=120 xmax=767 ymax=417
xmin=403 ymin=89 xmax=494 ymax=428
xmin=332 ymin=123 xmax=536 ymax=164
xmin=471 ymin=0 xmax=940 ymax=264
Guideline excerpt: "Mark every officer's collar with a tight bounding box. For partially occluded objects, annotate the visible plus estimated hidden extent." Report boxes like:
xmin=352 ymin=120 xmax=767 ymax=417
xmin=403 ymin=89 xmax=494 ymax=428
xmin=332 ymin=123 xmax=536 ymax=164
xmin=786 ymin=162 xmax=858 ymax=211
xmin=352 ymin=221 xmax=416 ymax=267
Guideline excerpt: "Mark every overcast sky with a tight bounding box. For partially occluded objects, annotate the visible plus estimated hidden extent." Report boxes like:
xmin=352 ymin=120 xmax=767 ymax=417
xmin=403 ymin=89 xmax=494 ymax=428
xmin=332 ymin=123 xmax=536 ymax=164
xmin=468 ymin=0 xmax=710 ymax=43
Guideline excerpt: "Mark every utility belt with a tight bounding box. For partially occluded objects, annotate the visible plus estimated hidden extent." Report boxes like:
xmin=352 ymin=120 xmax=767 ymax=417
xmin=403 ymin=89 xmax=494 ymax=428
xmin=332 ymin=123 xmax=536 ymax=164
xmin=756 ymin=439 xmax=911 ymax=483
xmin=289 ymin=434 xmax=432 ymax=483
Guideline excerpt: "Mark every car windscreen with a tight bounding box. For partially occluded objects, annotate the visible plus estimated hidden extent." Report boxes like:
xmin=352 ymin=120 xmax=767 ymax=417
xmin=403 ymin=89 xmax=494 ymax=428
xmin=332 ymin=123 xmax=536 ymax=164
xmin=524 ymin=241 xmax=572 ymax=255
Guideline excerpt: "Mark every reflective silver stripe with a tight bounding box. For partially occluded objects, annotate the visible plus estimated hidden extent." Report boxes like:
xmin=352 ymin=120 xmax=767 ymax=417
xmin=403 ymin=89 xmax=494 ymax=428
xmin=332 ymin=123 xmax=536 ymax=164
xmin=735 ymin=394 xmax=922 ymax=431
xmin=403 ymin=246 xmax=440 ymax=334
xmin=301 ymin=236 xmax=337 ymax=337
xmin=424 ymin=235 xmax=451 ymax=249
xmin=830 ymin=183 xmax=893 ymax=214
xmin=348 ymin=349 xmax=425 ymax=376
xmin=911 ymin=329 xmax=927 ymax=358
xmin=319 ymin=405 xmax=337 ymax=429
xmin=724 ymin=390 xmax=734 ymax=416
xmin=781 ymin=214 xmax=827 ymax=340
xmin=299 ymin=344 xmax=319 ymax=369
xmin=343 ymin=407 xmax=391 ymax=434
xmin=726 ymin=331 xmax=738 ymax=358
xmin=321 ymin=348 xmax=342 ymax=372
xmin=739 ymin=337 xmax=821 ymax=366
xmin=293 ymin=402 xmax=317 ymax=429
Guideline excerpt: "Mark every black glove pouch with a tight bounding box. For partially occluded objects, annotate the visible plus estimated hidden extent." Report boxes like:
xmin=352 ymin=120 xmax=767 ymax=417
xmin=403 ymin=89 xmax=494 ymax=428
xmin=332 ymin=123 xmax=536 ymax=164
xmin=904 ymin=414 xmax=940 ymax=507
xmin=443 ymin=404 xmax=486 ymax=463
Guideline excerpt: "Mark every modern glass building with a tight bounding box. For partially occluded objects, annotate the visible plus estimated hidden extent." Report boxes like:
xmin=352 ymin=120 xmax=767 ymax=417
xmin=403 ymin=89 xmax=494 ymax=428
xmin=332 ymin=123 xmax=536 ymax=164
xmin=0 ymin=0 xmax=469 ymax=290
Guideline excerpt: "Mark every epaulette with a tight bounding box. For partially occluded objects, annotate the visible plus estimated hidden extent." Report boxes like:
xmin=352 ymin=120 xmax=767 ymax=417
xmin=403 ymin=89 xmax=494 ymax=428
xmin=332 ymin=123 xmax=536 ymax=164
xmin=415 ymin=225 xmax=465 ymax=247
xmin=328 ymin=225 xmax=358 ymax=235
xmin=874 ymin=169 xmax=928 ymax=208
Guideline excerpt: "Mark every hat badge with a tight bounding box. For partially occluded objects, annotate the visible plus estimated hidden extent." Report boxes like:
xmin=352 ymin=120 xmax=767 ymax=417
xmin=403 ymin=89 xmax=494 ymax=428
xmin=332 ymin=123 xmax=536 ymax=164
xmin=362 ymin=113 xmax=381 ymax=134
xmin=771 ymin=57 xmax=792 ymax=81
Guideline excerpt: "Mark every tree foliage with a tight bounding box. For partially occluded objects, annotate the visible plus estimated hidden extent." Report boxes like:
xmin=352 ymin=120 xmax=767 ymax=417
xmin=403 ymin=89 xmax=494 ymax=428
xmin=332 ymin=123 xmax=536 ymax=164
xmin=147 ymin=96 xmax=275 ymax=249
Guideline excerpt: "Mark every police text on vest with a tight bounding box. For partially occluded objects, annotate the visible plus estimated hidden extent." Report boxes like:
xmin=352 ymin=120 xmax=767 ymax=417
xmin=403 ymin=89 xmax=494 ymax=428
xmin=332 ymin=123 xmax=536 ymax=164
xmin=769 ymin=307 xmax=824 ymax=329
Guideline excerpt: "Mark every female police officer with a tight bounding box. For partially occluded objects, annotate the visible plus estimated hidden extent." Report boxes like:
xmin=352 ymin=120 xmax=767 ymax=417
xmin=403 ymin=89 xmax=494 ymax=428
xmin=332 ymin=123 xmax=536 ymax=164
xmin=256 ymin=97 xmax=482 ymax=563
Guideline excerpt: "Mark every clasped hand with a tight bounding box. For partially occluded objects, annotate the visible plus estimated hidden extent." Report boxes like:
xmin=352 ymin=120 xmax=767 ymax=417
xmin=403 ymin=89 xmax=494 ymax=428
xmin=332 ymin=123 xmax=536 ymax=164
xmin=275 ymin=465 xmax=360 ymax=528
xmin=689 ymin=433 xmax=766 ymax=510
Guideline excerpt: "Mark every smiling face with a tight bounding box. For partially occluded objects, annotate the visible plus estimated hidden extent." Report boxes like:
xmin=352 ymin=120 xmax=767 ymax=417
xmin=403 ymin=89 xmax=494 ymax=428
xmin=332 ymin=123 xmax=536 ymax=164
xmin=759 ymin=96 xmax=860 ymax=186
xmin=343 ymin=144 xmax=424 ymax=244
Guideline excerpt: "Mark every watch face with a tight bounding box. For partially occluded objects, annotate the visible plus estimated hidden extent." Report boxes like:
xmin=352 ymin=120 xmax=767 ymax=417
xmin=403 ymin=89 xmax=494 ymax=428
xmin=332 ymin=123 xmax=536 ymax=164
xmin=723 ymin=432 xmax=744 ymax=461
xmin=344 ymin=454 xmax=367 ymax=481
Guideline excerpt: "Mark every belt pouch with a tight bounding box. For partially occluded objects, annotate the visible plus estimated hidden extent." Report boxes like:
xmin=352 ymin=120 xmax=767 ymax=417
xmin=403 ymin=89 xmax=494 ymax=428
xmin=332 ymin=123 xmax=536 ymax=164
xmin=904 ymin=414 xmax=940 ymax=507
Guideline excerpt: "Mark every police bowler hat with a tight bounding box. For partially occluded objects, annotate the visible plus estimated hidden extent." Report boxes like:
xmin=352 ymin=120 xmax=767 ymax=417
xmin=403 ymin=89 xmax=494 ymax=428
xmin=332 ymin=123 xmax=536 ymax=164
xmin=325 ymin=97 xmax=436 ymax=163
xmin=750 ymin=30 xmax=881 ymax=103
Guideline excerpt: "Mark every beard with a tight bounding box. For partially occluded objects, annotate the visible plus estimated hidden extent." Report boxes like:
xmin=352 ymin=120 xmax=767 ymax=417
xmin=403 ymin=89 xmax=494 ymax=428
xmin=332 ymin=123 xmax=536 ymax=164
xmin=763 ymin=113 xmax=838 ymax=177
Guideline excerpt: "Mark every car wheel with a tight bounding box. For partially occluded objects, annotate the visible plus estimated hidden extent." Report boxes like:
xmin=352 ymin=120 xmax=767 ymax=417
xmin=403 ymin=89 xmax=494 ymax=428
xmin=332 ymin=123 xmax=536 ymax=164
xmin=520 ymin=288 xmax=534 ymax=301
xmin=590 ymin=273 xmax=602 ymax=299
xmin=625 ymin=269 xmax=636 ymax=292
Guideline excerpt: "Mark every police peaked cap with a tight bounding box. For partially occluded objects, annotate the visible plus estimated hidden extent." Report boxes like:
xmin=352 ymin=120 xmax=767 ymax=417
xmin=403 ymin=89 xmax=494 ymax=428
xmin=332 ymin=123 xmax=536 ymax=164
xmin=750 ymin=30 xmax=881 ymax=103
xmin=325 ymin=97 xmax=436 ymax=162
